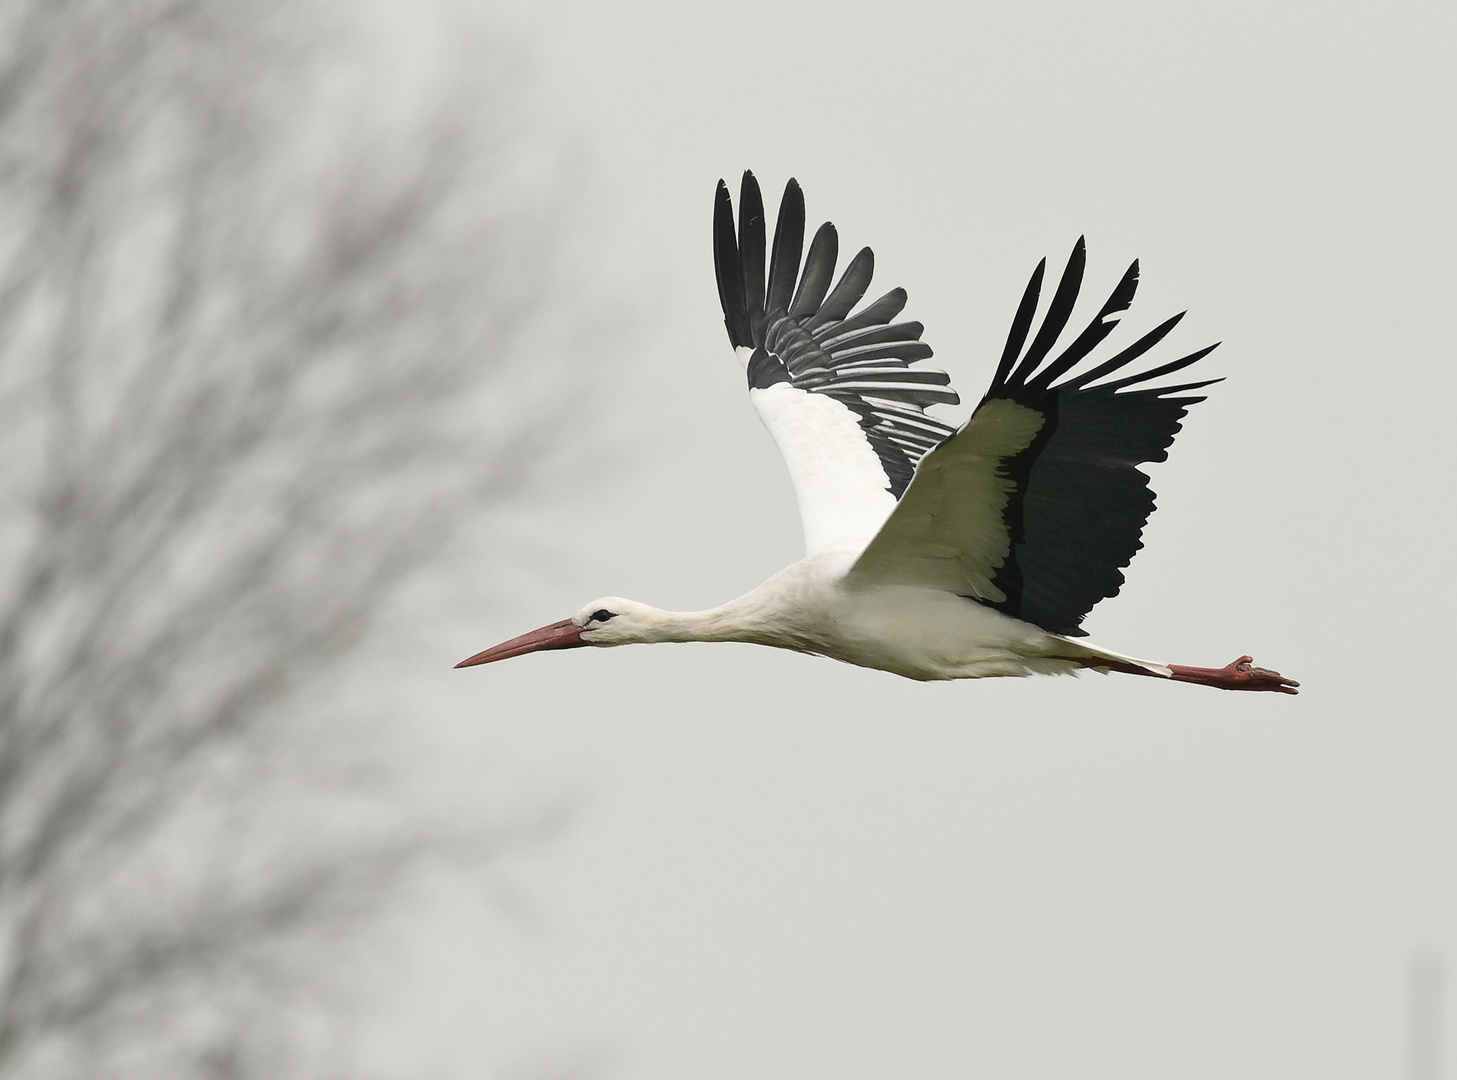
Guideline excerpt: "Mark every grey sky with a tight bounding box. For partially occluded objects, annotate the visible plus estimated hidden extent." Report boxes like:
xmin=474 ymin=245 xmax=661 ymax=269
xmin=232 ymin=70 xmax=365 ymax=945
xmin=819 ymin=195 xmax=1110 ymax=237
xmin=377 ymin=0 xmax=1456 ymax=1076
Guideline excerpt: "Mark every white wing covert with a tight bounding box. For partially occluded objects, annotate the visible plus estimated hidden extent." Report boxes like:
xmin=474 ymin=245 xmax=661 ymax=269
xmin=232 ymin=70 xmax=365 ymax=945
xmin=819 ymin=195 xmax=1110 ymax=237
xmin=713 ymin=173 xmax=959 ymax=555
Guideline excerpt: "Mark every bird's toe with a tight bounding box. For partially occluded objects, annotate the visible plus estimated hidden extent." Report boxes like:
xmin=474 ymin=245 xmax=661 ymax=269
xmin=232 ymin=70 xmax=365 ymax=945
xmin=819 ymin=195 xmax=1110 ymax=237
xmin=1228 ymin=656 xmax=1300 ymax=694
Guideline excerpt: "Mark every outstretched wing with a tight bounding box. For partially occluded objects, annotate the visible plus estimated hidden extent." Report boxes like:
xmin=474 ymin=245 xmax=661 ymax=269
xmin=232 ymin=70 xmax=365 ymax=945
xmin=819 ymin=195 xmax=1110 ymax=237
xmin=714 ymin=172 xmax=960 ymax=556
xmin=846 ymin=238 xmax=1220 ymax=637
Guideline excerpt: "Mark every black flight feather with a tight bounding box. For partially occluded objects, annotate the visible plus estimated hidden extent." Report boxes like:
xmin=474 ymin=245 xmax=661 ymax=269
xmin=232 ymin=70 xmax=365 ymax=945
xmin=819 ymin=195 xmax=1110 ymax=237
xmin=1008 ymin=238 xmax=1087 ymax=387
xmin=1062 ymin=311 xmax=1187 ymax=390
xmin=816 ymin=288 xmax=908 ymax=341
xmin=738 ymin=172 xmax=766 ymax=331
xmin=1027 ymin=259 xmax=1140 ymax=391
xmin=713 ymin=181 xmax=750 ymax=348
xmin=766 ymin=180 xmax=805 ymax=315
xmin=829 ymin=341 xmax=935 ymax=364
xmin=990 ymin=259 xmax=1045 ymax=391
xmin=1095 ymin=343 xmax=1221 ymax=392
xmin=804 ymin=246 xmax=875 ymax=330
xmin=820 ymin=321 xmax=924 ymax=351
xmin=789 ymin=223 xmax=839 ymax=316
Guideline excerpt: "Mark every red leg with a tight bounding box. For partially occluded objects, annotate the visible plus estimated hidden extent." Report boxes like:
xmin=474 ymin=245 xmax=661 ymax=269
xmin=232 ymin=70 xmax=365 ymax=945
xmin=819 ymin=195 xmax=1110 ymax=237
xmin=1166 ymin=655 xmax=1299 ymax=694
xmin=1050 ymin=654 xmax=1299 ymax=695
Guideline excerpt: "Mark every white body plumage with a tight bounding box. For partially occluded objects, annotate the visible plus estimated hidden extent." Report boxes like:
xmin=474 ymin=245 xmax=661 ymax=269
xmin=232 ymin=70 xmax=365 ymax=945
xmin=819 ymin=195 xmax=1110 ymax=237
xmin=575 ymin=549 xmax=1167 ymax=683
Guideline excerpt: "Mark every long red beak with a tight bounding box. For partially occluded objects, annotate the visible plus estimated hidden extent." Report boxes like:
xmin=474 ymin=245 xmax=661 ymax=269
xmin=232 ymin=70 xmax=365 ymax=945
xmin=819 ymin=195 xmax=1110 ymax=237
xmin=454 ymin=619 xmax=588 ymax=668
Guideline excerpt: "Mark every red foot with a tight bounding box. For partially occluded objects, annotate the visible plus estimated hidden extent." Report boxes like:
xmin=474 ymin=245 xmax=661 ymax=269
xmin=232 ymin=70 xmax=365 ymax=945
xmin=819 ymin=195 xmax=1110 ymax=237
xmin=1168 ymin=655 xmax=1299 ymax=695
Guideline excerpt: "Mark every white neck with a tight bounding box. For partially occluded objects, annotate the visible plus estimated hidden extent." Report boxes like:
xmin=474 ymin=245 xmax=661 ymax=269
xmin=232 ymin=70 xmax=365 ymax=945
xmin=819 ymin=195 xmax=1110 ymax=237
xmin=635 ymin=604 xmax=760 ymax=645
xmin=597 ymin=561 xmax=828 ymax=652
xmin=606 ymin=590 xmax=799 ymax=649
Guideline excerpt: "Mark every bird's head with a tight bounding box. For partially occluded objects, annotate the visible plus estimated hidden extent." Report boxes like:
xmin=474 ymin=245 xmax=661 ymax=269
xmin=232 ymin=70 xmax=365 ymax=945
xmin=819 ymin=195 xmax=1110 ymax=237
xmin=454 ymin=597 xmax=660 ymax=668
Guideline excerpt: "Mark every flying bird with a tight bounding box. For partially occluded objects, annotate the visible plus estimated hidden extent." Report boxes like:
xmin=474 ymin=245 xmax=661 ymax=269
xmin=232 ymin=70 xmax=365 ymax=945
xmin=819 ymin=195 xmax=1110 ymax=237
xmin=458 ymin=173 xmax=1297 ymax=694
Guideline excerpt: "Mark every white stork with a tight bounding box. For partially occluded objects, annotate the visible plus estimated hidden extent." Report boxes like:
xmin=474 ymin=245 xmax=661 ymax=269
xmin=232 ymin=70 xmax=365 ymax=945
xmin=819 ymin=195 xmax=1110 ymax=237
xmin=458 ymin=173 xmax=1297 ymax=694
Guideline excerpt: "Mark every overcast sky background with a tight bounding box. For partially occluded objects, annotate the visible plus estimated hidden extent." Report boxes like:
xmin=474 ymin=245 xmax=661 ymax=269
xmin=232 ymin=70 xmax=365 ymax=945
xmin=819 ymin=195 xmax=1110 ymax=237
xmin=359 ymin=1 xmax=1456 ymax=1077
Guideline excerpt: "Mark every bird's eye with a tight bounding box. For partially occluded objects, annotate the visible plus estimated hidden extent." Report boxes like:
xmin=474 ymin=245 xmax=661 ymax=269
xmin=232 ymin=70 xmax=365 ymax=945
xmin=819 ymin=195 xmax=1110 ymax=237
xmin=591 ymin=608 xmax=616 ymax=623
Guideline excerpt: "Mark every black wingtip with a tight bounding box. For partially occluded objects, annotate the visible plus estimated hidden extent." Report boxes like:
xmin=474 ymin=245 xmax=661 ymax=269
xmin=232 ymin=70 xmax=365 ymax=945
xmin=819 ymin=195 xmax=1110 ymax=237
xmin=738 ymin=172 xmax=767 ymax=335
xmin=713 ymin=179 xmax=751 ymax=348
xmin=991 ymin=257 xmax=1047 ymax=391
xmin=804 ymin=245 xmax=875 ymax=329
xmin=789 ymin=220 xmax=839 ymax=317
xmin=1095 ymin=342 xmax=1223 ymax=393
xmin=1026 ymin=254 xmax=1143 ymax=392
xmin=766 ymin=178 xmax=806 ymax=316
xmin=1123 ymin=259 xmax=1141 ymax=300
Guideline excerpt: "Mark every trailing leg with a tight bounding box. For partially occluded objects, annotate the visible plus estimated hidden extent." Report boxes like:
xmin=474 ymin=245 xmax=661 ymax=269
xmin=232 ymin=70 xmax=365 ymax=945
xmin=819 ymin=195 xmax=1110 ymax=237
xmin=1051 ymin=653 xmax=1299 ymax=695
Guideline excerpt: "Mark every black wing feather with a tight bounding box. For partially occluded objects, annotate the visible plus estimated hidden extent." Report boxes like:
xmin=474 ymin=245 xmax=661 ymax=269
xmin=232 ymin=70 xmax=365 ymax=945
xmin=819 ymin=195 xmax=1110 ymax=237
xmin=738 ymin=172 xmax=767 ymax=331
xmin=1008 ymin=238 xmax=1086 ymax=385
xmin=804 ymin=246 xmax=875 ymax=330
xmin=1062 ymin=311 xmax=1186 ymax=390
xmin=830 ymin=340 xmax=934 ymax=364
xmin=973 ymin=241 xmax=1222 ymax=636
xmin=989 ymin=260 xmax=1044 ymax=390
xmin=1027 ymin=259 xmax=1139 ymax=391
xmin=1096 ymin=343 xmax=1220 ymax=392
xmin=815 ymin=288 xmax=908 ymax=341
xmin=714 ymin=173 xmax=958 ymax=497
xmin=766 ymin=180 xmax=805 ymax=314
xmin=819 ymin=321 xmax=924 ymax=351
xmin=713 ymin=182 xmax=751 ymax=348
xmin=790 ymin=223 xmax=839 ymax=316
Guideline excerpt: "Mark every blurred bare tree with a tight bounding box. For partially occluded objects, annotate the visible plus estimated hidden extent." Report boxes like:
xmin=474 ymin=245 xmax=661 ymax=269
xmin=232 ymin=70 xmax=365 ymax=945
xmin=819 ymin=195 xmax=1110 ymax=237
xmin=0 ymin=0 xmax=581 ymax=1075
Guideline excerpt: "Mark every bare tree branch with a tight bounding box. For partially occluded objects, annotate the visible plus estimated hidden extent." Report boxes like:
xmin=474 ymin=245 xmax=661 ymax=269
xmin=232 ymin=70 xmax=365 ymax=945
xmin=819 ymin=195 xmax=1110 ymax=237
xmin=0 ymin=0 xmax=589 ymax=1074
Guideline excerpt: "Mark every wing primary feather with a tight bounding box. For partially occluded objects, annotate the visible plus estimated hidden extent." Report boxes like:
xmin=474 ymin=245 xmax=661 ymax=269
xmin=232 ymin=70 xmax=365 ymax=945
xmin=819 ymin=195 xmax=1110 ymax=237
xmin=1027 ymin=259 xmax=1140 ymax=391
xmin=766 ymin=179 xmax=805 ymax=315
xmin=804 ymin=246 xmax=875 ymax=330
xmin=1093 ymin=343 xmax=1221 ymax=392
xmin=990 ymin=258 xmax=1045 ymax=390
xmin=832 ymin=385 xmax=959 ymax=406
xmin=827 ymin=359 xmax=913 ymax=374
xmin=713 ymin=180 xmax=750 ymax=347
xmin=821 ymin=321 xmax=924 ymax=350
xmin=1133 ymin=378 xmax=1222 ymax=397
xmin=828 ymin=341 xmax=935 ymax=364
xmin=789 ymin=222 xmax=839 ymax=316
xmin=815 ymin=288 xmax=908 ymax=340
xmin=1061 ymin=311 xmax=1187 ymax=390
xmin=738 ymin=171 xmax=766 ymax=337
xmin=1130 ymin=376 xmax=1223 ymax=399
xmin=1008 ymin=237 xmax=1087 ymax=387
xmin=830 ymin=368 xmax=952 ymax=387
